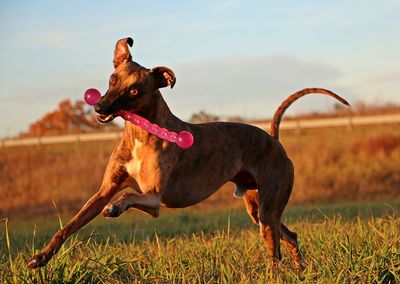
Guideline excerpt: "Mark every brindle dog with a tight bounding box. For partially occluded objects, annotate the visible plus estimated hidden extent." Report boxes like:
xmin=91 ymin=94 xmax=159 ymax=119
xmin=28 ymin=37 xmax=349 ymax=271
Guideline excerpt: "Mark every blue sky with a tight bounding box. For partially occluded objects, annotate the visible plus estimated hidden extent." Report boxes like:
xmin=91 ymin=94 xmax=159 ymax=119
xmin=1 ymin=0 xmax=399 ymax=137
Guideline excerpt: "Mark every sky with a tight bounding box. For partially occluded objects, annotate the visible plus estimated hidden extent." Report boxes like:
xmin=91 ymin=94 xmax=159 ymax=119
xmin=0 ymin=0 xmax=399 ymax=138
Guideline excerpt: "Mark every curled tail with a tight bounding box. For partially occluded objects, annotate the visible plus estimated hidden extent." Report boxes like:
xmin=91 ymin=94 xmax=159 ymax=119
xmin=270 ymin=88 xmax=350 ymax=140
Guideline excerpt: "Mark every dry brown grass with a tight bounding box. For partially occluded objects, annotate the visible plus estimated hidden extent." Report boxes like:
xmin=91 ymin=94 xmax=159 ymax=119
xmin=284 ymin=127 xmax=400 ymax=204
xmin=0 ymin=142 xmax=114 ymax=217
xmin=1 ymin=124 xmax=399 ymax=218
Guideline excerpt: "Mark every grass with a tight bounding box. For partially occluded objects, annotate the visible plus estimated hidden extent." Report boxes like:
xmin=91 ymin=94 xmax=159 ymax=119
xmin=1 ymin=201 xmax=399 ymax=283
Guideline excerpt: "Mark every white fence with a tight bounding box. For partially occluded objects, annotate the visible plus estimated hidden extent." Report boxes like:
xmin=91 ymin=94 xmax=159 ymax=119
xmin=1 ymin=132 xmax=122 ymax=147
xmin=251 ymin=113 xmax=400 ymax=131
xmin=2 ymin=114 xmax=400 ymax=148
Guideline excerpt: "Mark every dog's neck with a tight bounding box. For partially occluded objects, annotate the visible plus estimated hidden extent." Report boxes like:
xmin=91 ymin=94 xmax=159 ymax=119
xmin=136 ymin=91 xmax=171 ymax=124
xmin=124 ymin=91 xmax=183 ymax=144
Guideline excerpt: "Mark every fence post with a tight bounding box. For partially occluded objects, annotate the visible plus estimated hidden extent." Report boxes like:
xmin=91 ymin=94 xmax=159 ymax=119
xmin=37 ymin=136 xmax=42 ymax=147
xmin=347 ymin=114 xmax=353 ymax=132
xmin=295 ymin=120 xmax=301 ymax=135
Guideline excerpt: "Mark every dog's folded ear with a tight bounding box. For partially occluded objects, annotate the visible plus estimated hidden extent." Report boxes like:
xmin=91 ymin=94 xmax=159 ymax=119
xmin=151 ymin=66 xmax=176 ymax=89
xmin=113 ymin=37 xmax=134 ymax=68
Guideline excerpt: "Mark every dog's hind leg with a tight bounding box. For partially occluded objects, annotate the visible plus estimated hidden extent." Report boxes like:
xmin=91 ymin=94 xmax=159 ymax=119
xmin=243 ymin=184 xmax=303 ymax=271
xmin=243 ymin=190 xmax=259 ymax=224
xmin=276 ymin=160 xmax=302 ymax=270
xmin=257 ymin=185 xmax=283 ymax=268
xmin=102 ymin=191 xmax=160 ymax=218
xmin=257 ymin=162 xmax=294 ymax=268
xmin=281 ymin=223 xmax=303 ymax=272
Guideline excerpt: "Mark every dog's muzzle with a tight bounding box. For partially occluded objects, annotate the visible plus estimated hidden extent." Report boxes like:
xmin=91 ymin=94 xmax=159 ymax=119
xmin=96 ymin=114 xmax=116 ymax=124
xmin=94 ymin=99 xmax=120 ymax=124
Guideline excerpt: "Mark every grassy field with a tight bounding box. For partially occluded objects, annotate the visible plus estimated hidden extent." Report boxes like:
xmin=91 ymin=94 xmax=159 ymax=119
xmin=1 ymin=201 xmax=399 ymax=283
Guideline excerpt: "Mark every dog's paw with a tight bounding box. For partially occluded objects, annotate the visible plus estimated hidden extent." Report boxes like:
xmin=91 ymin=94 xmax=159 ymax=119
xmin=233 ymin=186 xmax=247 ymax=198
xmin=102 ymin=205 xmax=122 ymax=218
xmin=146 ymin=207 xmax=159 ymax=218
xmin=28 ymin=253 xmax=48 ymax=269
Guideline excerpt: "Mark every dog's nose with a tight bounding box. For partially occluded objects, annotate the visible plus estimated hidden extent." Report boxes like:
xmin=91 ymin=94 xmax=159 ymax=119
xmin=94 ymin=103 xmax=102 ymax=113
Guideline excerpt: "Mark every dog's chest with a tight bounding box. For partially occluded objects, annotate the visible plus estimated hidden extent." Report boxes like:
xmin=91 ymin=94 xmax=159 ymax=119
xmin=124 ymin=140 xmax=163 ymax=191
xmin=125 ymin=140 xmax=144 ymax=179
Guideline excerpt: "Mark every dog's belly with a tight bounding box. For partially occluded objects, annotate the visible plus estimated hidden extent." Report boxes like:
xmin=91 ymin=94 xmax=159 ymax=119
xmin=160 ymin=165 xmax=238 ymax=208
xmin=160 ymin=182 xmax=224 ymax=208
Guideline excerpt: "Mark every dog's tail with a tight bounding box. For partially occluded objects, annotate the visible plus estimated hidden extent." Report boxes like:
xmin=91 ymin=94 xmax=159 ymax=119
xmin=270 ymin=88 xmax=350 ymax=140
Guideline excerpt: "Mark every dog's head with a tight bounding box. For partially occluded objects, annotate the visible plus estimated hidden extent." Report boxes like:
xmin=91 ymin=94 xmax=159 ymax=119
xmin=94 ymin=37 xmax=176 ymax=123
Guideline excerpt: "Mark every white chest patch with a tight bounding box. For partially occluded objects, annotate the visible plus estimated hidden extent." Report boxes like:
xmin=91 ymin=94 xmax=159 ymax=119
xmin=126 ymin=140 xmax=143 ymax=178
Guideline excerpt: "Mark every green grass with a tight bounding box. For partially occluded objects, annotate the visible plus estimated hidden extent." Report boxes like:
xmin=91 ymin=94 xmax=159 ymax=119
xmin=1 ymin=201 xmax=399 ymax=283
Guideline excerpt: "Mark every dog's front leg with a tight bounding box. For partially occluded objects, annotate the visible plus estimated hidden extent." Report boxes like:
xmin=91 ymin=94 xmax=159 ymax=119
xmin=102 ymin=191 xmax=161 ymax=218
xmin=28 ymin=157 xmax=128 ymax=268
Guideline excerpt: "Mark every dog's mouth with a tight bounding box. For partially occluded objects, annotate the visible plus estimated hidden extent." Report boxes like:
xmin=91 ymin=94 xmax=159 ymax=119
xmin=96 ymin=114 xmax=115 ymax=124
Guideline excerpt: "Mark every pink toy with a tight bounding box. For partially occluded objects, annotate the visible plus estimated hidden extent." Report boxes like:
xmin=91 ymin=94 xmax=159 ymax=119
xmin=84 ymin=88 xmax=194 ymax=149
xmin=84 ymin=88 xmax=101 ymax=105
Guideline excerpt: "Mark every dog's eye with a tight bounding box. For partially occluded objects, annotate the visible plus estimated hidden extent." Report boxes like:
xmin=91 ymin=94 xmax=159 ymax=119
xmin=109 ymin=75 xmax=117 ymax=86
xmin=130 ymin=88 xmax=138 ymax=96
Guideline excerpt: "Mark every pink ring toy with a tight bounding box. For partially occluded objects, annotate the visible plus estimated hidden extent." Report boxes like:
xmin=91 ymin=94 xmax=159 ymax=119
xmin=84 ymin=88 xmax=194 ymax=149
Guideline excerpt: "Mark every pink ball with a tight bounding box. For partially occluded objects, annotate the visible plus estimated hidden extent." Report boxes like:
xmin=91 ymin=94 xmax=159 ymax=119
xmin=176 ymin=131 xmax=194 ymax=149
xmin=84 ymin=88 xmax=101 ymax=105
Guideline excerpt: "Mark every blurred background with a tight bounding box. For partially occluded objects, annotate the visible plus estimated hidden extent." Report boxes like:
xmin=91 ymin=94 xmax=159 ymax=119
xmin=0 ymin=0 xmax=399 ymax=218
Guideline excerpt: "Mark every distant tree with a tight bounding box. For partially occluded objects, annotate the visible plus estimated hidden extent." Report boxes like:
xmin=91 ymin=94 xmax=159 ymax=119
xmin=189 ymin=110 xmax=219 ymax=123
xmin=227 ymin=115 xmax=246 ymax=122
xmin=19 ymin=99 xmax=121 ymax=137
